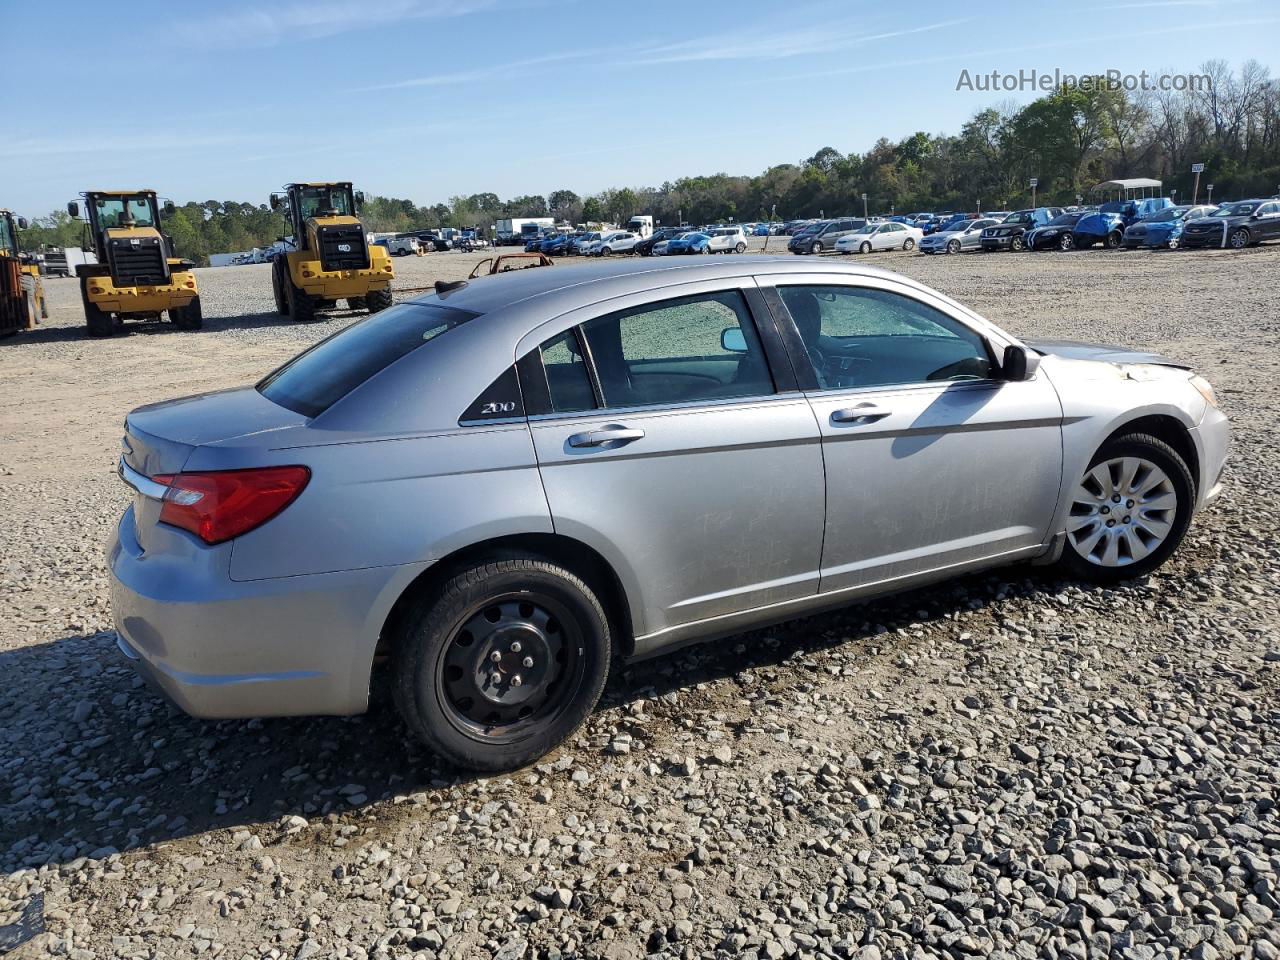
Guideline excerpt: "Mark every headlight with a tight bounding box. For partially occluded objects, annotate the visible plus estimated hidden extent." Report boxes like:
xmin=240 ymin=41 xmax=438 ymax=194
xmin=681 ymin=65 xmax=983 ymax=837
xmin=1190 ymin=374 xmax=1217 ymax=407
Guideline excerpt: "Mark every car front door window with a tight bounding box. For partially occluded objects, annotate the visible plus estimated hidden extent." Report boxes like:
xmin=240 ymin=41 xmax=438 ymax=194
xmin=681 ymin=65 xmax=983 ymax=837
xmin=776 ymin=285 xmax=993 ymax=390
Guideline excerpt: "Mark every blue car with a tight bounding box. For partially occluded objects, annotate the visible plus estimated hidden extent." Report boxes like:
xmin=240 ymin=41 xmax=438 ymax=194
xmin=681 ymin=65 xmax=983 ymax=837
xmin=1121 ymin=205 xmax=1218 ymax=249
xmin=753 ymin=224 xmax=771 ymax=236
xmin=665 ymin=232 xmax=711 ymax=255
xmin=1074 ymin=196 xmax=1173 ymax=249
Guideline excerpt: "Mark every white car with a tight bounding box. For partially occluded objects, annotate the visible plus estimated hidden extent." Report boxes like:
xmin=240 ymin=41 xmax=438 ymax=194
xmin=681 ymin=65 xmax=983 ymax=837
xmin=707 ymin=227 xmax=748 ymax=254
xmin=385 ymin=236 xmax=423 ymax=256
xmin=589 ymin=231 xmax=639 ymax=256
xmin=837 ymin=221 xmax=924 ymax=254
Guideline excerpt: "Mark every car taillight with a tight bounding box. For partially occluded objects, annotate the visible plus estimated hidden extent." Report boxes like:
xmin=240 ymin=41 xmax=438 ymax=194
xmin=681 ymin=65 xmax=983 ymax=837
xmin=150 ymin=467 xmax=310 ymax=545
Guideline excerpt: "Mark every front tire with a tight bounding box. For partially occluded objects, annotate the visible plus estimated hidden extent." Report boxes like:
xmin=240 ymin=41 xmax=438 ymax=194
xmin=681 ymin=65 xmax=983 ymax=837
xmin=1058 ymin=433 xmax=1194 ymax=583
xmin=365 ymin=288 xmax=393 ymax=313
xmin=1010 ymin=235 xmax=1025 ymax=252
xmin=859 ymin=241 xmax=871 ymax=254
xmin=1104 ymin=231 xmax=1123 ymax=249
xmin=946 ymin=239 xmax=961 ymax=254
xmin=1229 ymin=228 xmax=1250 ymax=249
xmin=810 ymin=241 xmax=823 ymax=255
xmin=393 ymin=558 xmax=612 ymax=771
xmin=903 ymin=238 xmax=916 ymax=251
xmin=271 ymin=258 xmax=289 ymax=315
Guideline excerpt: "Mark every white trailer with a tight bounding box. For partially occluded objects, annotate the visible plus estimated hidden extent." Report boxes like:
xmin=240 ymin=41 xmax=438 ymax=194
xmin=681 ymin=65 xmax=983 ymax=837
xmin=496 ymin=217 xmax=554 ymax=245
xmin=42 ymin=247 xmax=97 ymax=277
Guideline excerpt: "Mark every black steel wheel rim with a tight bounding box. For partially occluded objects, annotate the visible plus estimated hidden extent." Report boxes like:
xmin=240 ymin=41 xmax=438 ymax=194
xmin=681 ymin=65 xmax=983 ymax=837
xmin=436 ymin=591 xmax=586 ymax=744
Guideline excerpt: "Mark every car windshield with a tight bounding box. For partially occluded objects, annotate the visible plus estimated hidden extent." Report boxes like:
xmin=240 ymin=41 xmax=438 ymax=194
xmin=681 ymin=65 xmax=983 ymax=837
xmin=94 ymin=196 xmax=156 ymax=228
xmin=1213 ymin=202 xmax=1256 ymax=216
xmin=1047 ymin=213 xmax=1081 ymax=226
xmin=1003 ymin=213 xmax=1033 ymax=225
xmin=1143 ymin=207 xmax=1186 ymax=222
xmin=258 ymin=302 xmax=479 ymax=418
xmin=852 ymin=224 xmax=877 ymax=234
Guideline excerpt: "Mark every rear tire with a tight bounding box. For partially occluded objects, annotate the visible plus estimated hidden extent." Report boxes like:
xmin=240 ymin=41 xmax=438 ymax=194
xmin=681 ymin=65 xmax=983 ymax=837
xmin=285 ymin=274 xmax=316 ymax=322
xmin=1058 ymin=433 xmax=1194 ymax=584
xmin=393 ymin=558 xmax=612 ymax=771
xmin=272 ymin=258 xmax=289 ymax=315
xmin=82 ymin=279 xmax=113 ymax=337
xmin=171 ymin=295 xmax=203 ymax=330
xmin=735 ymin=242 xmax=746 ymax=254
xmin=346 ymin=296 xmax=367 ymax=310
xmin=1058 ymin=233 xmax=1075 ymax=251
xmin=366 ymin=288 xmax=393 ymax=313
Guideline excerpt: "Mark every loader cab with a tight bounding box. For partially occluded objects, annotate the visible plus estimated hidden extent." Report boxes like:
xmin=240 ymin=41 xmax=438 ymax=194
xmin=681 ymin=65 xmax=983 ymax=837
xmin=68 ymin=191 xmax=177 ymax=287
xmin=271 ymin=182 xmax=366 ymax=257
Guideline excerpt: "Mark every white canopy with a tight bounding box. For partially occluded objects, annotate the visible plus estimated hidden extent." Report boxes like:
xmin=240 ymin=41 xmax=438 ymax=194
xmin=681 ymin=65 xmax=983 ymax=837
xmin=1091 ymin=178 xmax=1162 ymax=192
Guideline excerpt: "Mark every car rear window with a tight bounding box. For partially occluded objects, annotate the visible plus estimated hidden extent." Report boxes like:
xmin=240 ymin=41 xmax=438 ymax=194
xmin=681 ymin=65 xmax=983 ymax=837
xmin=257 ymin=301 xmax=479 ymax=417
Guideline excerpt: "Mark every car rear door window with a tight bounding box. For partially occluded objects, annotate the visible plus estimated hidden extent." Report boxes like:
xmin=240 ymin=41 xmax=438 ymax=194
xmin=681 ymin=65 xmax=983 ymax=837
xmin=576 ymin=290 xmax=774 ymax=408
xmin=540 ymin=329 xmax=596 ymax=413
xmin=257 ymin=301 xmax=479 ymax=417
xmin=777 ymin=285 xmax=993 ymax=390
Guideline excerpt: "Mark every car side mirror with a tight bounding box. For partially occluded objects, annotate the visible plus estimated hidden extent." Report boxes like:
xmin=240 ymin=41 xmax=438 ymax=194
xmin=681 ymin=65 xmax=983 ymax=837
xmin=67 ymin=201 xmax=80 ymax=219
xmin=1001 ymin=344 xmax=1040 ymax=381
xmin=721 ymin=327 xmax=748 ymax=353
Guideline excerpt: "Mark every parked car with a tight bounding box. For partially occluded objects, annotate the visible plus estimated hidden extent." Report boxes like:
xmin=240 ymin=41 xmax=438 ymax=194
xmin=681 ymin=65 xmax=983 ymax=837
xmin=1073 ymin=197 xmax=1173 ymax=249
xmin=753 ymin=224 xmax=771 ymax=236
xmin=1179 ymin=200 xmax=1280 ymax=249
xmin=1024 ymin=212 xmax=1087 ymax=251
xmin=837 ymin=221 xmax=924 ymax=253
xmin=665 ymin=232 xmax=712 ymax=255
xmin=540 ymin=234 xmax=572 ymax=256
xmin=590 ymin=231 xmax=640 ymax=256
xmin=383 ymin=236 xmax=423 ymax=257
xmin=109 ymin=257 xmax=1229 ymax=771
xmin=412 ymin=232 xmax=451 ymax=252
xmin=789 ymin=218 xmax=866 ymax=255
xmin=707 ymin=227 xmax=749 ymax=254
xmin=569 ymin=232 xmax=601 ymax=255
xmin=919 ymin=218 xmax=1000 ymax=254
xmin=1121 ymin=205 xmax=1218 ymax=249
xmin=980 ymin=208 xmax=1064 ymax=251
xmin=635 ymin=227 xmax=683 ymax=257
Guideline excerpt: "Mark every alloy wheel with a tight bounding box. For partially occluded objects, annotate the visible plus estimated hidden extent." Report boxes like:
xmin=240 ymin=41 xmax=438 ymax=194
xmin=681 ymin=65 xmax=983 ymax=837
xmin=1066 ymin=457 xmax=1178 ymax=567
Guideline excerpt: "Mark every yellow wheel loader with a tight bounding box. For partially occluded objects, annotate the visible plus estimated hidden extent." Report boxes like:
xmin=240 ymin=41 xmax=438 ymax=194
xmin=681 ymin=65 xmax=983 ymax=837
xmin=269 ymin=182 xmax=393 ymax=322
xmin=66 ymin=190 xmax=200 ymax=337
xmin=0 ymin=209 xmax=47 ymax=336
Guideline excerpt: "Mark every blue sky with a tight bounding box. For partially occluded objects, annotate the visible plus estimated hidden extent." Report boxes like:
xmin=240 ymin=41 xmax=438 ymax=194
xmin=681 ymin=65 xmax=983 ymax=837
xmin=3 ymin=0 xmax=1278 ymax=215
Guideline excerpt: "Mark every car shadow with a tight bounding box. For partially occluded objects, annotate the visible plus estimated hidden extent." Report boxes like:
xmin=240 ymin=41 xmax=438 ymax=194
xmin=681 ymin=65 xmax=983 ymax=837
xmin=0 ymin=565 xmax=1068 ymax=874
xmin=0 ymin=311 xmax=358 ymax=346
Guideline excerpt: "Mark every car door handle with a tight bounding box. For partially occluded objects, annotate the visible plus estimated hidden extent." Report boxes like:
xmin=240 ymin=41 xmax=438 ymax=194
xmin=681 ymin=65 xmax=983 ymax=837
xmin=568 ymin=426 xmax=646 ymax=448
xmin=830 ymin=404 xmax=891 ymax=424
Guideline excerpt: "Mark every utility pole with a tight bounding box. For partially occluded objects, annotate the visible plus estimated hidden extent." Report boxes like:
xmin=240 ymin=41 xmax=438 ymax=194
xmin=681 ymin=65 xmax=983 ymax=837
xmin=1190 ymin=163 xmax=1204 ymax=205
xmin=1030 ymin=178 xmax=1038 ymax=208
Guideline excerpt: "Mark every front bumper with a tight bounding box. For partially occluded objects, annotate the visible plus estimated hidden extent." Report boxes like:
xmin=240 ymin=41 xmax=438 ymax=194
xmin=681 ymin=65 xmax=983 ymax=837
xmin=1180 ymin=232 xmax=1223 ymax=248
xmin=86 ymin=270 xmax=198 ymax=314
xmin=1191 ymin=404 xmax=1230 ymax=514
xmin=980 ymin=236 xmax=1016 ymax=250
xmin=109 ymin=506 xmax=424 ymax=719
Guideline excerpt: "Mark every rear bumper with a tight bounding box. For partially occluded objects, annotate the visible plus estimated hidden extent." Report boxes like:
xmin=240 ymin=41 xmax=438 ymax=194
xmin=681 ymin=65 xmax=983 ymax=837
xmin=87 ymin=270 xmax=198 ymax=314
xmin=108 ymin=506 xmax=425 ymax=719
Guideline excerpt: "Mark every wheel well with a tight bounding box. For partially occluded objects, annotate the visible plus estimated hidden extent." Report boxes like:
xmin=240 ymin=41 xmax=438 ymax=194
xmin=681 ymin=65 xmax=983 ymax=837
xmin=377 ymin=533 xmax=636 ymax=660
xmin=1104 ymin=415 xmax=1198 ymax=492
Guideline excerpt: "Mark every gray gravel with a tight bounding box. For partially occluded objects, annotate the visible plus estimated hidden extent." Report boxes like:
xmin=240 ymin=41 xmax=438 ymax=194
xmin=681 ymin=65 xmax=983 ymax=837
xmin=2 ymin=241 xmax=1278 ymax=959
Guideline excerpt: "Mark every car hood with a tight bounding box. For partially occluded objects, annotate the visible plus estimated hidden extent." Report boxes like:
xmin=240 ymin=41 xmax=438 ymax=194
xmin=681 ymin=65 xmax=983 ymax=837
xmin=1026 ymin=339 xmax=1189 ymax=369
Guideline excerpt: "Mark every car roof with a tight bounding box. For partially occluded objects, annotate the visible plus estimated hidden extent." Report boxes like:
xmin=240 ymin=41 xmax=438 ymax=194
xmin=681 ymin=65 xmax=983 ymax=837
xmin=407 ymin=256 xmax=904 ymax=316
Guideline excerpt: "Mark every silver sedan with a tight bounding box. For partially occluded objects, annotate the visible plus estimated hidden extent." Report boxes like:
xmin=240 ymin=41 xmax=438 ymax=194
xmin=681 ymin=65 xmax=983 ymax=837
xmin=110 ymin=258 xmax=1229 ymax=770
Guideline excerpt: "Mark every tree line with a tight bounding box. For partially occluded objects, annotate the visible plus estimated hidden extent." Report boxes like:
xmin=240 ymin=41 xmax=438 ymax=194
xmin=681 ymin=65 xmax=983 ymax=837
xmin=19 ymin=60 xmax=1278 ymax=265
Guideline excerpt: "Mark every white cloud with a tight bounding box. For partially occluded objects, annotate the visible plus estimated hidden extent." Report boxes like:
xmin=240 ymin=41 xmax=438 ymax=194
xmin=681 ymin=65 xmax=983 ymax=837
xmin=635 ymin=17 xmax=968 ymax=64
xmin=0 ymin=133 xmax=247 ymax=159
xmin=176 ymin=0 xmax=496 ymax=48
xmin=358 ymin=49 xmax=599 ymax=91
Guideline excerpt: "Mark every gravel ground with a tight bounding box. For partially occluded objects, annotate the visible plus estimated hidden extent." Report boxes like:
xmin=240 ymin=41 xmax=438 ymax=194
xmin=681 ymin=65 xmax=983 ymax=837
xmin=2 ymin=240 xmax=1278 ymax=960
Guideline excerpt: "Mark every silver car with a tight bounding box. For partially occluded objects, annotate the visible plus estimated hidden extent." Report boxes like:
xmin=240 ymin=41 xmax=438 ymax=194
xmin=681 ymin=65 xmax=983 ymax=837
xmin=919 ymin=218 xmax=1000 ymax=254
xmin=110 ymin=258 xmax=1229 ymax=771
